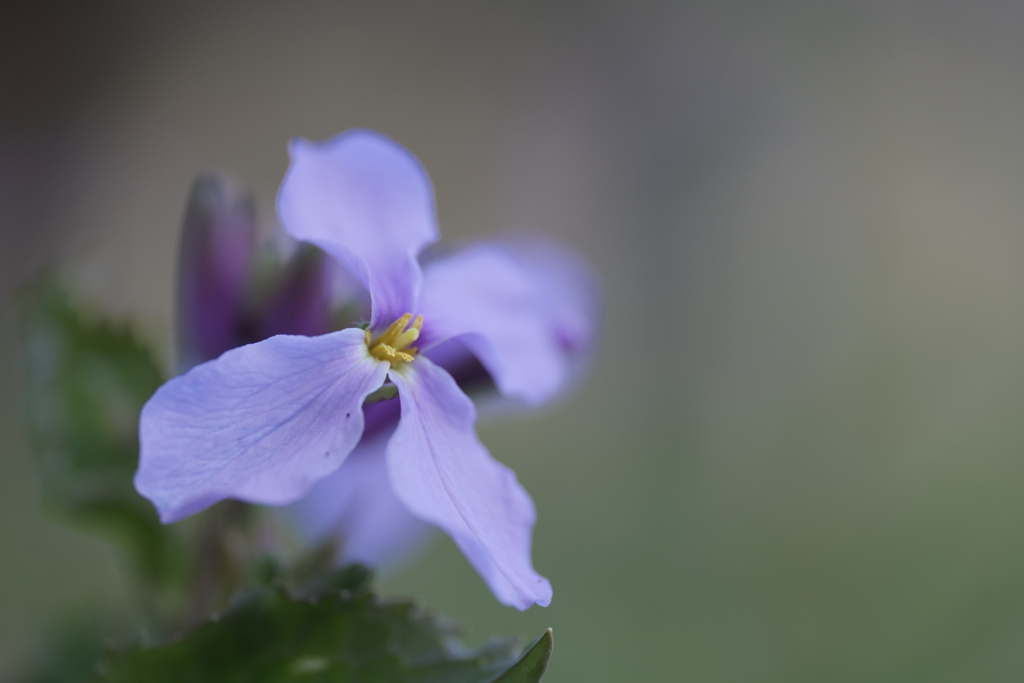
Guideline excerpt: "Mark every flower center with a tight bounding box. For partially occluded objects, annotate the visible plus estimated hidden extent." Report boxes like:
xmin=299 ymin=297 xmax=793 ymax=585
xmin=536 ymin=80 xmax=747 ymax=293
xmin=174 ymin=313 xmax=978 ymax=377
xmin=365 ymin=313 xmax=422 ymax=368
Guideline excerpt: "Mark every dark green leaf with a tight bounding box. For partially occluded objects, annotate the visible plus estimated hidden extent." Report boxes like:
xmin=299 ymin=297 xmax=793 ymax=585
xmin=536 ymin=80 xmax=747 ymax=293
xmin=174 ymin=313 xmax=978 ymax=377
xmin=19 ymin=283 xmax=182 ymax=584
xmin=15 ymin=617 xmax=116 ymax=683
xmin=491 ymin=630 xmax=553 ymax=683
xmin=95 ymin=582 xmax=550 ymax=683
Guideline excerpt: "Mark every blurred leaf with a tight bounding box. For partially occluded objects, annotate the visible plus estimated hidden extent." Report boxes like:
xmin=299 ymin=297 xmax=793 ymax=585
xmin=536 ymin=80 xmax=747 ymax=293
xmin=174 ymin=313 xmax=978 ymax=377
xmin=15 ymin=616 xmax=121 ymax=683
xmin=95 ymin=578 xmax=551 ymax=682
xmin=491 ymin=630 xmax=552 ymax=683
xmin=19 ymin=283 xmax=182 ymax=584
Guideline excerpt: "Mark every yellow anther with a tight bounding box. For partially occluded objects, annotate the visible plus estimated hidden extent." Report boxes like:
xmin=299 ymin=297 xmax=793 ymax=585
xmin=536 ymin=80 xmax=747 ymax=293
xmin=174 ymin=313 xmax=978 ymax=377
xmin=366 ymin=313 xmax=422 ymax=368
xmin=375 ymin=314 xmax=412 ymax=348
xmin=392 ymin=327 xmax=419 ymax=350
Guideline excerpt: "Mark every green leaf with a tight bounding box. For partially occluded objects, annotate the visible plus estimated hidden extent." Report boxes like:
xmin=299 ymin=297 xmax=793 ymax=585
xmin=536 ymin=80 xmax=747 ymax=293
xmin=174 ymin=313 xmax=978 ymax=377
xmin=491 ymin=629 xmax=553 ymax=683
xmin=19 ymin=283 xmax=182 ymax=585
xmin=15 ymin=616 xmax=122 ymax=683
xmin=95 ymin=580 xmax=551 ymax=683
xmin=363 ymin=383 xmax=399 ymax=406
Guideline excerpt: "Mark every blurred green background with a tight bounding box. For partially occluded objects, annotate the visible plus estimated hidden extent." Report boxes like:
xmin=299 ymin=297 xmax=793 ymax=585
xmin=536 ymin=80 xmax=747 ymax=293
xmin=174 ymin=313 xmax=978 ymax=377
xmin=5 ymin=1 xmax=1024 ymax=680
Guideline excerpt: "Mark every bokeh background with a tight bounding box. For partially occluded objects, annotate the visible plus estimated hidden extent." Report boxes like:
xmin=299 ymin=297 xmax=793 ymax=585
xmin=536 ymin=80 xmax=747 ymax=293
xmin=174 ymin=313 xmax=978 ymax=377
xmin=5 ymin=1 xmax=1024 ymax=680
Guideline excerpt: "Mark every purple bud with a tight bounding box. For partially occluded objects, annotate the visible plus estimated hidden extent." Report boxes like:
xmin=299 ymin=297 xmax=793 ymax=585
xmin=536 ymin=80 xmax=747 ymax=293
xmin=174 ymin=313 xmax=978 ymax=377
xmin=176 ymin=173 xmax=256 ymax=371
xmin=255 ymin=245 xmax=332 ymax=340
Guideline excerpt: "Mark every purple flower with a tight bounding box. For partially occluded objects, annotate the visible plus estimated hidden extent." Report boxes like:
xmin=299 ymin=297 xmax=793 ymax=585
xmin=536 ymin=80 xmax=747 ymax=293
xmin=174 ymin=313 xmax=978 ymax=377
xmin=135 ymin=130 xmax=600 ymax=610
xmin=294 ymin=234 xmax=601 ymax=579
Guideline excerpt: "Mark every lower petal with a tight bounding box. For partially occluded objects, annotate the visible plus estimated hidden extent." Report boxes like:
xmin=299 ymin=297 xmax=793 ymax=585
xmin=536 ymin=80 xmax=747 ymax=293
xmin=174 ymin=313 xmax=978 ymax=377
xmin=291 ymin=429 xmax=433 ymax=573
xmin=387 ymin=358 xmax=552 ymax=610
xmin=136 ymin=328 xmax=389 ymax=522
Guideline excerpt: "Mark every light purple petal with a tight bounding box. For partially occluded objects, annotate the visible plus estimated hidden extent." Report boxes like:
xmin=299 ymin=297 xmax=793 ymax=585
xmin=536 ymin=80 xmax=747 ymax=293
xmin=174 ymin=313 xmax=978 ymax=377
xmin=323 ymin=252 xmax=372 ymax=324
xmin=422 ymin=337 xmax=493 ymax=395
xmin=277 ymin=130 xmax=438 ymax=328
xmin=136 ymin=328 xmax=388 ymax=523
xmin=387 ymin=358 xmax=552 ymax=610
xmin=292 ymin=429 xmax=433 ymax=573
xmin=418 ymin=238 xmax=598 ymax=406
xmin=497 ymin=233 xmax=602 ymax=382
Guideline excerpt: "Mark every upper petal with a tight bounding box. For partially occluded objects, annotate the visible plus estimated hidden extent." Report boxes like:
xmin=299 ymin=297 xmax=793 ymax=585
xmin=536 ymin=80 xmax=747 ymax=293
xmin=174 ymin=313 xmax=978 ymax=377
xmin=136 ymin=328 xmax=389 ymax=523
xmin=291 ymin=428 xmax=433 ymax=573
xmin=418 ymin=236 xmax=600 ymax=406
xmin=276 ymin=130 xmax=439 ymax=328
xmin=387 ymin=358 xmax=552 ymax=610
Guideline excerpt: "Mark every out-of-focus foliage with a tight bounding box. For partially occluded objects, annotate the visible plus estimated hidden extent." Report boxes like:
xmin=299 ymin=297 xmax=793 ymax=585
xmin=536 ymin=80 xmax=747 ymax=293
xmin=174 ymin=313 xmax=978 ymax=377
xmin=19 ymin=283 xmax=183 ymax=585
xmin=95 ymin=568 xmax=552 ymax=683
xmin=17 ymin=618 xmax=115 ymax=683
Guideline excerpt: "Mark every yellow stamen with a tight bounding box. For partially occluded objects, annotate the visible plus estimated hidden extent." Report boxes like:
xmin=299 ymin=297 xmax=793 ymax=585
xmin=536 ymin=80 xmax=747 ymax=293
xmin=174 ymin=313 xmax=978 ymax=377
xmin=366 ymin=313 xmax=422 ymax=368
xmin=392 ymin=327 xmax=419 ymax=350
xmin=373 ymin=314 xmax=412 ymax=349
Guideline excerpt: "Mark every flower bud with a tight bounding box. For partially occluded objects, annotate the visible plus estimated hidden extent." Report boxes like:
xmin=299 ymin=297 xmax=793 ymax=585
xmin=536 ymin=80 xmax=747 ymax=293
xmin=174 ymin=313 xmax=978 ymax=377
xmin=176 ymin=173 xmax=256 ymax=370
xmin=256 ymin=244 xmax=332 ymax=340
